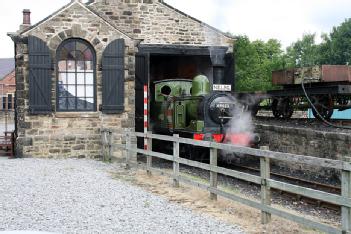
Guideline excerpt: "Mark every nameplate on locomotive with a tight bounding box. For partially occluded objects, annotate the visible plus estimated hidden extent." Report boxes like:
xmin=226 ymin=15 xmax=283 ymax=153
xmin=216 ymin=103 xmax=230 ymax=109
xmin=213 ymin=84 xmax=232 ymax=92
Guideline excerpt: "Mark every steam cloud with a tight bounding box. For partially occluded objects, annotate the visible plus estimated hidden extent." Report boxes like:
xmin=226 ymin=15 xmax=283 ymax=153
xmin=225 ymin=96 xmax=254 ymax=146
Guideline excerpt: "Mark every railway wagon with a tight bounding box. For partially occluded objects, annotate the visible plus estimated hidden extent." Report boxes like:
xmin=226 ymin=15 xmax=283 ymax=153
xmin=258 ymin=65 xmax=351 ymax=120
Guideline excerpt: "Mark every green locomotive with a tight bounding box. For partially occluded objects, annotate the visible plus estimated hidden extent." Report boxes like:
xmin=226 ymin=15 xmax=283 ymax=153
xmin=151 ymin=74 xmax=255 ymax=146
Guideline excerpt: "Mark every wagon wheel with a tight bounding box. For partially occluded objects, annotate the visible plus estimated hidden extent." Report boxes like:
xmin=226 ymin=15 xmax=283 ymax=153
xmin=250 ymin=103 xmax=259 ymax=117
xmin=271 ymin=99 xmax=281 ymax=118
xmin=281 ymin=98 xmax=294 ymax=119
xmin=272 ymin=98 xmax=294 ymax=119
xmin=311 ymin=95 xmax=334 ymax=120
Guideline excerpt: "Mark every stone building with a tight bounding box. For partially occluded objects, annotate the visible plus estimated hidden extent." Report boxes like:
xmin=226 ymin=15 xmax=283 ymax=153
xmin=0 ymin=58 xmax=15 ymax=111
xmin=8 ymin=0 xmax=234 ymax=158
xmin=0 ymin=70 xmax=16 ymax=111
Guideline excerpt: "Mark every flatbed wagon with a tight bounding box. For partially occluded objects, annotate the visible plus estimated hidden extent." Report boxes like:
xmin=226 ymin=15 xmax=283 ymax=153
xmin=253 ymin=65 xmax=351 ymax=120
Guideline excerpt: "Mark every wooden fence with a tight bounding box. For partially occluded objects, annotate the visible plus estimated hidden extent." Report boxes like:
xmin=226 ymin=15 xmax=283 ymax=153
xmin=125 ymin=131 xmax=351 ymax=234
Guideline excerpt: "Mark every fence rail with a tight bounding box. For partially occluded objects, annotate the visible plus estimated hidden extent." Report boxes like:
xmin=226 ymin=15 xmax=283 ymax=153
xmin=125 ymin=131 xmax=351 ymax=234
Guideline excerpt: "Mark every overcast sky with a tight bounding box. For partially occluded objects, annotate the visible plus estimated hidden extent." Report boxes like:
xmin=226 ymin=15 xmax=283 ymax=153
xmin=1 ymin=0 xmax=350 ymax=58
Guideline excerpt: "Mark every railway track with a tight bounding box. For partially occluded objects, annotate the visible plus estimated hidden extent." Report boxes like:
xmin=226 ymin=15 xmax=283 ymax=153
xmin=227 ymin=164 xmax=341 ymax=211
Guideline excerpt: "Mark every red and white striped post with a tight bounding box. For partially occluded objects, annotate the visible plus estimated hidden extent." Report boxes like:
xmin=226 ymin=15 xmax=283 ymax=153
xmin=144 ymin=85 xmax=148 ymax=150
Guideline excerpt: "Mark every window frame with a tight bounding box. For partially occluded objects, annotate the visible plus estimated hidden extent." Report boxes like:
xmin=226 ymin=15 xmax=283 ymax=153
xmin=56 ymin=38 xmax=97 ymax=112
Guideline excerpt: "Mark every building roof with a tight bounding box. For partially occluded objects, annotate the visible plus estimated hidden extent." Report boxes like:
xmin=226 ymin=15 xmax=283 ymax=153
xmin=0 ymin=58 xmax=15 ymax=80
xmin=18 ymin=0 xmax=133 ymax=40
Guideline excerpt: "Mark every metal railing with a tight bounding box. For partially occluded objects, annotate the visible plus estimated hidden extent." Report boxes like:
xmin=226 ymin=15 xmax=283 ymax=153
xmin=125 ymin=131 xmax=351 ymax=234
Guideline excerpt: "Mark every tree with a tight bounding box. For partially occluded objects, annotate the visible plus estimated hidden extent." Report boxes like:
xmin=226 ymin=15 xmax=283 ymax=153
xmin=285 ymin=33 xmax=319 ymax=67
xmin=234 ymin=36 xmax=285 ymax=92
xmin=318 ymin=18 xmax=351 ymax=65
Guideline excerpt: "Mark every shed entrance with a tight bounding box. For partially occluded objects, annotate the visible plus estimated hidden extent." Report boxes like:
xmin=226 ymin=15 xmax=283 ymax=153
xmin=135 ymin=45 xmax=233 ymax=148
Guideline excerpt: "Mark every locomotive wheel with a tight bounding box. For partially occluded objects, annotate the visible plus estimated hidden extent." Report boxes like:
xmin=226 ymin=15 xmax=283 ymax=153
xmin=311 ymin=96 xmax=334 ymax=120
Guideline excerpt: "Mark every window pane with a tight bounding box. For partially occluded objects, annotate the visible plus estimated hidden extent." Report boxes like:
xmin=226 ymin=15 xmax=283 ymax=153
xmin=58 ymin=61 xmax=67 ymax=72
xmin=67 ymin=51 xmax=75 ymax=60
xmin=77 ymin=98 xmax=86 ymax=110
xmin=77 ymin=73 xmax=85 ymax=84
xmin=76 ymin=42 xmax=87 ymax=53
xmin=84 ymin=49 xmax=93 ymax=61
xmin=85 ymin=61 xmax=93 ymax=71
xmin=58 ymin=73 xmax=67 ymax=85
xmin=58 ymin=98 xmax=67 ymax=110
xmin=67 ymin=98 xmax=76 ymax=110
xmin=77 ymin=61 xmax=85 ymax=71
xmin=59 ymin=48 xmax=69 ymax=61
xmin=67 ymin=60 xmax=76 ymax=71
xmin=67 ymin=85 xmax=76 ymax=96
xmin=67 ymin=73 xmax=75 ymax=84
xmin=86 ymin=73 xmax=94 ymax=85
xmin=86 ymin=85 xmax=94 ymax=97
xmin=86 ymin=98 xmax=94 ymax=110
xmin=64 ymin=41 xmax=75 ymax=53
xmin=75 ymin=51 xmax=84 ymax=61
xmin=58 ymin=85 xmax=68 ymax=97
xmin=77 ymin=85 xmax=85 ymax=97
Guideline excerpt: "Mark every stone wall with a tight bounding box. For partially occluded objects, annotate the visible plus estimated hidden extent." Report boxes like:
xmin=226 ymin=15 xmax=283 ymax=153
xmin=89 ymin=0 xmax=233 ymax=47
xmin=255 ymin=123 xmax=351 ymax=180
xmin=15 ymin=2 xmax=135 ymax=158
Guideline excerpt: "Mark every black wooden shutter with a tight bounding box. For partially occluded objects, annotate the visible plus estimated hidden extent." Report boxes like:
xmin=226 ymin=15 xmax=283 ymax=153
xmin=28 ymin=36 xmax=52 ymax=114
xmin=224 ymin=53 xmax=235 ymax=92
xmin=101 ymin=39 xmax=125 ymax=114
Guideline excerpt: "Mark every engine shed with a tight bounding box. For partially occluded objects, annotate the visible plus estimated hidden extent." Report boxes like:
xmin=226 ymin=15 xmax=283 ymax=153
xmin=9 ymin=0 xmax=234 ymax=158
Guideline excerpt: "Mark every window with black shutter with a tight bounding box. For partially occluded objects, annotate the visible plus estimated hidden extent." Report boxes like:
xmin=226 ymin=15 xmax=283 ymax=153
xmin=28 ymin=36 xmax=53 ymax=114
xmin=8 ymin=94 xmax=13 ymax=110
xmin=101 ymin=39 xmax=125 ymax=114
xmin=56 ymin=39 xmax=96 ymax=112
xmin=2 ymin=96 xmax=6 ymax=110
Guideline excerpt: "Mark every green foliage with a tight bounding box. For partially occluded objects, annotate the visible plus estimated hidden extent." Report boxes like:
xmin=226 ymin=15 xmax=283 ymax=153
xmin=235 ymin=36 xmax=285 ymax=92
xmin=319 ymin=18 xmax=351 ymax=65
xmin=285 ymin=33 xmax=319 ymax=67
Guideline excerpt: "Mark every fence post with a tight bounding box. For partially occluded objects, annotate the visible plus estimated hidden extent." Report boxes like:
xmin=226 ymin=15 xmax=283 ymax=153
xmin=101 ymin=129 xmax=112 ymax=162
xmin=342 ymin=156 xmax=351 ymax=233
xmin=210 ymin=147 xmax=218 ymax=200
xmin=108 ymin=130 xmax=112 ymax=162
xmin=146 ymin=131 xmax=153 ymax=176
xmin=173 ymin=134 xmax=180 ymax=188
xmin=125 ymin=131 xmax=130 ymax=169
xmin=260 ymin=146 xmax=271 ymax=224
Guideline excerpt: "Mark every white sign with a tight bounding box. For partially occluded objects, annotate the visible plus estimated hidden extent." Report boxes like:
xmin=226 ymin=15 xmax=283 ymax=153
xmin=213 ymin=84 xmax=232 ymax=92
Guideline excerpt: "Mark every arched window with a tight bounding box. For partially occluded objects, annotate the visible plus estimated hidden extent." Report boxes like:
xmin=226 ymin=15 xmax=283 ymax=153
xmin=57 ymin=39 xmax=96 ymax=111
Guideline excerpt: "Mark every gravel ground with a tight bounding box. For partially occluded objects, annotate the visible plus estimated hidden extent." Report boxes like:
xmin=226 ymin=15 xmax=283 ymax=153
xmin=0 ymin=158 xmax=244 ymax=234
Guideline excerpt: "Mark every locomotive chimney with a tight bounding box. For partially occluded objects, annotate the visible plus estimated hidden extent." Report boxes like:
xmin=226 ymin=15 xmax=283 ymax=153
xmin=210 ymin=47 xmax=226 ymax=85
xmin=20 ymin=9 xmax=31 ymax=31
